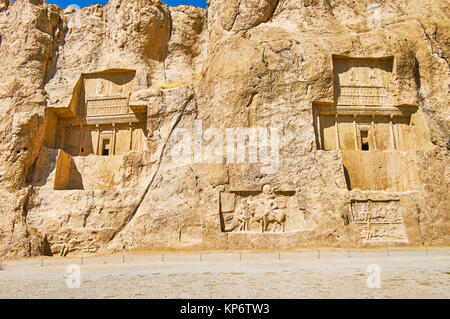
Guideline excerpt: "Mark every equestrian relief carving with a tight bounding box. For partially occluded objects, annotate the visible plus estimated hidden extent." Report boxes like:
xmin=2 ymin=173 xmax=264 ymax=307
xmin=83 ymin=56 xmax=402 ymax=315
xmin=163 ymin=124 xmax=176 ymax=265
xmin=220 ymin=185 xmax=314 ymax=233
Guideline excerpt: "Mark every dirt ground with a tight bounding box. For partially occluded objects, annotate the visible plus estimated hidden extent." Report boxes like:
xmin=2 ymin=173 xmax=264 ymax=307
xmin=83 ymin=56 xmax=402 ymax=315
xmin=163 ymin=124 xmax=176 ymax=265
xmin=0 ymin=248 xmax=448 ymax=299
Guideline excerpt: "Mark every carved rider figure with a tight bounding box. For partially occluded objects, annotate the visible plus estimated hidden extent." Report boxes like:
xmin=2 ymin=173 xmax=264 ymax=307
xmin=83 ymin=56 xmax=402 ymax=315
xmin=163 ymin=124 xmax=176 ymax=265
xmin=261 ymin=184 xmax=277 ymax=232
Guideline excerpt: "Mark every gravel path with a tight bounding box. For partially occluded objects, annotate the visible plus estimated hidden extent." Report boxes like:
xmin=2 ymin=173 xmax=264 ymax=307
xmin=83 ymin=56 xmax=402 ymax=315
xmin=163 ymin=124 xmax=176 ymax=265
xmin=0 ymin=248 xmax=449 ymax=298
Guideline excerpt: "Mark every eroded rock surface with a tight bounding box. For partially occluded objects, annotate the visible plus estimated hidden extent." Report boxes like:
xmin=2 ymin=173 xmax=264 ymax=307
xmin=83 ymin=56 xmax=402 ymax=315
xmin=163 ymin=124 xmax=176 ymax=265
xmin=0 ymin=0 xmax=448 ymax=257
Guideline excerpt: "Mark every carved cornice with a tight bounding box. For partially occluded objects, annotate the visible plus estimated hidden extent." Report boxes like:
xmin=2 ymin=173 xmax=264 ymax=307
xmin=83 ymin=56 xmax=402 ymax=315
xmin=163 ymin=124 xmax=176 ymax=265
xmin=314 ymin=104 xmax=418 ymax=117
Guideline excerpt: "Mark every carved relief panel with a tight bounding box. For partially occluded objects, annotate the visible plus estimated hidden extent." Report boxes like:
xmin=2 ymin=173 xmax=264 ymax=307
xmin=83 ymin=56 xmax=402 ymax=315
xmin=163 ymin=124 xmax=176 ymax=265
xmin=220 ymin=185 xmax=315 ymax=233
xmin=82 ymin=71 xmax=138 ymax=121
xmin=351 ymin=200 xmax=408 ymax=243
xmin=333 ymin=56 xmax=395 ymax=107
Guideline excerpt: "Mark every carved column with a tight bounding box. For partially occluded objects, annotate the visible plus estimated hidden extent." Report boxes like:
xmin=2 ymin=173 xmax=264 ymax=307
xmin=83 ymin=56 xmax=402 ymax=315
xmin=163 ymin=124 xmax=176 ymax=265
xmin=95 ymin=124 xmax=100 ymax=155
xmin=390 ymin=115 xmax=396 ymax=150
xmin=353 ymin=115 xmax=358 ymax=150
xmin=314 ymin=107 xmax=322 ymax=150
xmin=335 ymin=114 xmax=340 ymax=150
xmin=371 ymin=115 xmax=378 ymax=150
xmin=397 ymin=123 xmax=403 ymax=151
xmin=112 ymin=123 xmax=116 ymax=155
xmin=129 ymin=122 xmax=133 ymax=151
xmin=78 ymin=123 xmax=84 ymax=155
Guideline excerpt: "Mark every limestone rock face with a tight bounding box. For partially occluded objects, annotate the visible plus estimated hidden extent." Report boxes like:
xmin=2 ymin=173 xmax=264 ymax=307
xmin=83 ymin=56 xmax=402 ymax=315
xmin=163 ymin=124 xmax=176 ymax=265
xmin=0 ymin=0 xmax=8 ymax=12
xmin=210 ymin=0 xmax=279 ymax=32
xmin=0 ymin=0 xmax=448 ymax=257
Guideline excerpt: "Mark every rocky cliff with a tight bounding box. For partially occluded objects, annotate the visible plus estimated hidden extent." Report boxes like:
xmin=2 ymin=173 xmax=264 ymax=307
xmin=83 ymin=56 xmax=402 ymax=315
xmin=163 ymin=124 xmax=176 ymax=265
xmin=0 ymin=0 xmax=448 ymax=258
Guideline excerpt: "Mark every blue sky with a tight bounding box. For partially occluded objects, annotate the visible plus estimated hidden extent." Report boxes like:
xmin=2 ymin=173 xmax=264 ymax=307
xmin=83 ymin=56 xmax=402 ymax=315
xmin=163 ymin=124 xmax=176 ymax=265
xmin=44 ymin=0 xmax=207 ymax=9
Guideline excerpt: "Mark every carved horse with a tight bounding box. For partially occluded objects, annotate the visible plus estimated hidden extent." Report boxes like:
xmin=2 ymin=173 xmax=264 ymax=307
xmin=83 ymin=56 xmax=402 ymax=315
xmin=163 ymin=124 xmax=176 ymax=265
xmin=251 ymin=202 xmax=267 ymax=232
xmin=225 ymin=200 xmax=287 ymax=233
xmin=266 ymin=210 xmax=286 ymax=232
xmin=251 ymin=202 xmax=286 ymax=233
